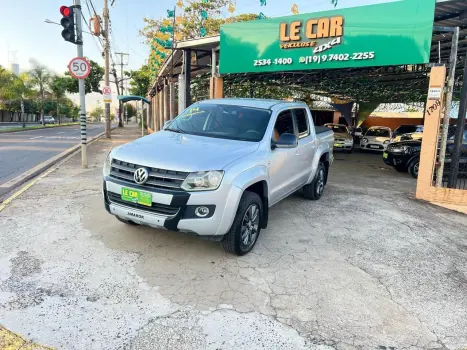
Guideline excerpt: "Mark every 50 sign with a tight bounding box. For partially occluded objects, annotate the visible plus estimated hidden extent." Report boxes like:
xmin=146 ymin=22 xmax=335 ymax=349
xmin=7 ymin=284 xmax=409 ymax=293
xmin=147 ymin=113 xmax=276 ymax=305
xmin=68 ymin=57 xmax=91 ymax=79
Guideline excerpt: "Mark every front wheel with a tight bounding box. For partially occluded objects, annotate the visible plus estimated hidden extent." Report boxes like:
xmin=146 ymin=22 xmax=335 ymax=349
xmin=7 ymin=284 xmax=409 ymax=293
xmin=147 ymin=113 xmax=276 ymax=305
xmin=394 ymin=164 xmax=407 ymax=172
xmin=303 ymin=162 xmax=327 ymax=200
xmin=408 ymin=159 xmax=420 ymax=179
xmin=222 ymin=191 xmax=262 ymax=256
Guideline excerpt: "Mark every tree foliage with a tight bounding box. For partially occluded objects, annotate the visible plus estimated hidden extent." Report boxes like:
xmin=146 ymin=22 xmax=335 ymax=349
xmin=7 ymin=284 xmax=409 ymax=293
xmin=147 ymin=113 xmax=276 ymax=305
xmin=140 ymin=0 xmax=259 ymax=78
xmin=90 ymin=106 xmax=104 ymax=120
xmin=125 ymin=104 xmax=135 ymax=119
xmin=64 ymin=59 xmax=104 ymax=95
xmin=128 ymin=64 xmax=151 ymax=97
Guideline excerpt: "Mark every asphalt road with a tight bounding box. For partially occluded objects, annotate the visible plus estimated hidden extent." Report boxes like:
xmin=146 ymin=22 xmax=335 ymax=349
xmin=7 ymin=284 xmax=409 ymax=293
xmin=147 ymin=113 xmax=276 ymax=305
xmin=0 ymin=124 xmax=105 ymax=197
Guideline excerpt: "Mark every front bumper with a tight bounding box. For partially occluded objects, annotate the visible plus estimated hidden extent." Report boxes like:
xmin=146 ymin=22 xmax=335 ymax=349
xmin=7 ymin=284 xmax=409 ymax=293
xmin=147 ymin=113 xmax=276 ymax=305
xmin=333 ymin=140 xmax=353 ymax=151
xmin=383 ymin=151 xmax=408 ymax=167
xmin=360 ymin=142 xmax=388 ymax=151
xmin=103 ymin=177 xmax=242 ymax=237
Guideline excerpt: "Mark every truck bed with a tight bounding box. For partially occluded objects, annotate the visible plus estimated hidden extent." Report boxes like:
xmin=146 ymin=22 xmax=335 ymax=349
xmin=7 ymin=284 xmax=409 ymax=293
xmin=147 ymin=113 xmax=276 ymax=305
xmin=315 ymin=126 xmax=332 ymax=135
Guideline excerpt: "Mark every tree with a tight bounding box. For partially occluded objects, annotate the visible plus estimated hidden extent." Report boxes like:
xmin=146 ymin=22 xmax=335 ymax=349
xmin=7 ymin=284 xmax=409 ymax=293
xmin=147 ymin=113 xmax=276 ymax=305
xmin=28 ymin=60 xmax=52 ymax=125
xmin=90 ymin=106 xmax=104 ymax=122
xmin=64 ymin=59 xmax=104 ymax=95
xmin=125 ymin=103 xmax=135 ymax=121
xmin=50 ymin=76 xmax=69 ymax=124
xmin=128 ymin=65 xmax=151 ymax=97
xmin=0 ymin=67 xmax=34 ymax=123
xmin=140 ymin=1 xmax=258 ymax=77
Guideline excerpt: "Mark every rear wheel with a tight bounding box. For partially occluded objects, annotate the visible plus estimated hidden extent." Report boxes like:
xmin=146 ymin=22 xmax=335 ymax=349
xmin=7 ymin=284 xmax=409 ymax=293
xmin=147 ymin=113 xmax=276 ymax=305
xmin=303 ymin=162 xmax=327 ymax=200
xmin=222 ymin=191 xmax=262 ymax=256
xmin=408 ymin=159 xmax=420 ymax=179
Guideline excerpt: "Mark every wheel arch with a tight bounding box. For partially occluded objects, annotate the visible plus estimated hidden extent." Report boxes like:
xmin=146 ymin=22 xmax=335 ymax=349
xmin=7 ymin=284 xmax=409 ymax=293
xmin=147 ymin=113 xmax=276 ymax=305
xmin=231 ymin=166 xmax=269 ymax=229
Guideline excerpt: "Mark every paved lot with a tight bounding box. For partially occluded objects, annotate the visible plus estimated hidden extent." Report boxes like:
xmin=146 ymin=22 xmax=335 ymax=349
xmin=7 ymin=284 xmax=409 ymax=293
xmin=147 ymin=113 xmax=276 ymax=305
xmin=0 ymin=124 xmax=105 ymax=198
xmin=0 ymin=128 xmax=466 ymax=349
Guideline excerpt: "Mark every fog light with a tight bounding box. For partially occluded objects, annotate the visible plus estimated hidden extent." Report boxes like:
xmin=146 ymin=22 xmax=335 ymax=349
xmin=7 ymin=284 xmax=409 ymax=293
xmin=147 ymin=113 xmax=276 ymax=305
xmin=195 ymin=206 xmax=210 ymax=217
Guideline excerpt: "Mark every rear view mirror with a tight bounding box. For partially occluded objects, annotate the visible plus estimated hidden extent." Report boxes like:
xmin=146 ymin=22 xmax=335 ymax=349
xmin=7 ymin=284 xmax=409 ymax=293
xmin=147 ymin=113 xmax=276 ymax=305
xmin=272 ymin=133 xmax=298 ymax=149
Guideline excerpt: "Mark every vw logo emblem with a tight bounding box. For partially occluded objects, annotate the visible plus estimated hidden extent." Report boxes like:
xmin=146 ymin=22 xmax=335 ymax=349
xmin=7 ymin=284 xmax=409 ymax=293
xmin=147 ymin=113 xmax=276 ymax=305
xmin=134 ymin=168 xmax=149 ymax=185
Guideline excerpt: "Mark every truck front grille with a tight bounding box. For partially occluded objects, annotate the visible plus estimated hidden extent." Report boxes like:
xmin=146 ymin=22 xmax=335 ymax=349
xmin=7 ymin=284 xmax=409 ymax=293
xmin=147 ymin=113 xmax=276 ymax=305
xmin=109 ymin=159 xmax=189 ymax=190
xmin=107 ymin=192 xmax=180 ymax=216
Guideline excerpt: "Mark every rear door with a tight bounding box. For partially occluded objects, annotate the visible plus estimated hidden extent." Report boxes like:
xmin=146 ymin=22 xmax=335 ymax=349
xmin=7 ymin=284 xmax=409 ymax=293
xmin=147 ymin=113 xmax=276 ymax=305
xmin=268 ymin=109 xmax=301 ymax=205
xmin=293 ymin=108 xmax=316 ymax=184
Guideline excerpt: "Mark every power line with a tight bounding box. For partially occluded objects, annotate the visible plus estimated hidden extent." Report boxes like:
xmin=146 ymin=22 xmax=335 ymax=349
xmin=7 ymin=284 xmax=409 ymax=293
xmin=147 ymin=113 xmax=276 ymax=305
xmin=85 ymin=0 xmax=99 ymax=17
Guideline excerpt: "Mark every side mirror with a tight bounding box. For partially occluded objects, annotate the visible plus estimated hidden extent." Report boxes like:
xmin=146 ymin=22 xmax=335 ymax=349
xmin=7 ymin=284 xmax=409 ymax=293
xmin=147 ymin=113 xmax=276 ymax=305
xmin=272 ymin=133 xmax=298 ymax=149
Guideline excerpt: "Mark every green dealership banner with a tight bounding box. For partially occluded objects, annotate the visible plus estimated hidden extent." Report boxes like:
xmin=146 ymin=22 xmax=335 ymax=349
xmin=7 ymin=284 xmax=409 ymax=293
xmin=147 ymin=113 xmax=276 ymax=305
xmin=219 ymin=0 xmax=436 ymax=74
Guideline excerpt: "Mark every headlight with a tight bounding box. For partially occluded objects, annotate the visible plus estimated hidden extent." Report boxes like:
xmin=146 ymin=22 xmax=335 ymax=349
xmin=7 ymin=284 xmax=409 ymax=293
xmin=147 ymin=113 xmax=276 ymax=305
xmin=384 ymin=140 xmax=390 ymax=144
xmin=181 ymin=171 xmax=224 ymax=191
xmin=362 ymin=138 xmax=368 ymax=143
xmin=103 ymin=152 xmax=113 ymax=177
xmin=391 ymin=145 xmax=412 ymax=154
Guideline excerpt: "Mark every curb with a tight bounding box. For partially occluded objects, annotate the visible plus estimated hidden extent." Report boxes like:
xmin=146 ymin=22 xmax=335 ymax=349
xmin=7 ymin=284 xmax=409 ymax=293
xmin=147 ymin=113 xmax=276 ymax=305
xmin=0 ymin=123 xmax=81 ymax=134
xmin=0 ymin=131 xmax=106 ymax=194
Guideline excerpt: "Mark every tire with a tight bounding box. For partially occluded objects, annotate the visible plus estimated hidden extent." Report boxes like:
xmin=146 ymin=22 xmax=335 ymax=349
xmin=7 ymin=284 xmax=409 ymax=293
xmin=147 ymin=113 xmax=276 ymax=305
xmin=408 ymin=159 xmax=420 ymax=179
xmin=116 ymin=216 xmax=139 ymax=225
xmin=394 ymin=164 xmax=407 ymax=172
xmin=222 ymin=191 xmax=262 ymax=256
xmin=303 ymin=162 xmax=327 ymax=200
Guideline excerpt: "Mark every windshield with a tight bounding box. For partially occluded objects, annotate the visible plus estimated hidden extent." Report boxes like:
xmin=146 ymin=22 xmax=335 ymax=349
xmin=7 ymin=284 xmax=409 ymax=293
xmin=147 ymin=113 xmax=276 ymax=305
xmin=166 ymin=103 xmax=272 ymax=142
xmin=394 ymin=125 xmax=417 ymax=135
xmin=366 ymin=128 xmax=390 ymax=137
xmin=326 ymin=125 xmax=348 ymax=134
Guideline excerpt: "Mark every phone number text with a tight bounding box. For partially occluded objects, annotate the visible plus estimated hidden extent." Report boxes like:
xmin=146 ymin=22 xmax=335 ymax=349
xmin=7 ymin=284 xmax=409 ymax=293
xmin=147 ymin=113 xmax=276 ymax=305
xmin=253 ymin=52 xmax=375 ymax=67
xmin=300 ymin=52 xmax=375 ymax=64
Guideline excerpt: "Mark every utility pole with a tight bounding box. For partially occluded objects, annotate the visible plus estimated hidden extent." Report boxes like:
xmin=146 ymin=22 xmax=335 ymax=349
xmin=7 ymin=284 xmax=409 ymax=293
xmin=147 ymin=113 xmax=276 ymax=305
xmin=115 ymin=52 xmax=129 ymax=128
xmin=103 ymin=0 xmax=111 ymax=138
xmin=75 ymin=0 xmax=88 ymax=168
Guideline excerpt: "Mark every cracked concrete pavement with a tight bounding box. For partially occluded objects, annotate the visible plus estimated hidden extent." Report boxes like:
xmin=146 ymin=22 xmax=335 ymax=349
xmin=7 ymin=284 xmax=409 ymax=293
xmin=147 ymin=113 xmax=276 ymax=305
xmin=1 ymin=125 xmax=467 ymax=349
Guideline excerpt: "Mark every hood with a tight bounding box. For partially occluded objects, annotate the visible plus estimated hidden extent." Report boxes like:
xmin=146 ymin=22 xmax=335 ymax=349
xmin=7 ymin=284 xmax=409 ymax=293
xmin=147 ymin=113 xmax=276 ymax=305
xmin=333 ymin=132 xmax=352 ymax=141
xmin=389 ymin=140 xmax=422 ymax=147
xmin=111 ymin=131 xmax=259 ymax=172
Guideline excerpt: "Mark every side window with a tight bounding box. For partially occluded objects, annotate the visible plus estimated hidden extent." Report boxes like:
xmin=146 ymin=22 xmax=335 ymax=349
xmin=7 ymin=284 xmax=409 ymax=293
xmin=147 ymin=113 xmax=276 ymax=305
xmin=294 ymin=109 xmax=309 ymax=138
xmin=273 ymin=110 xmax=294 ymax=141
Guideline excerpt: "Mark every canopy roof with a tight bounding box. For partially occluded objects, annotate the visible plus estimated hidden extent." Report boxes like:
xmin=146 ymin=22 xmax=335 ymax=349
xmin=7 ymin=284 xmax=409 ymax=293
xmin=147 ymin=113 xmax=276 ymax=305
xmin=117 ymin=95 xmax=150 ymax=104
xmin=149 ymin=0 xmax=467 ymax=103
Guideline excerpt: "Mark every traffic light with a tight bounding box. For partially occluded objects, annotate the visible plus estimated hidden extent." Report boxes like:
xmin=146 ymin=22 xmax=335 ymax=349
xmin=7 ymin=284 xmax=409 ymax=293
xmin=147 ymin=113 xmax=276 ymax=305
xmin=60 ymin=5 xmax=76 ymax=44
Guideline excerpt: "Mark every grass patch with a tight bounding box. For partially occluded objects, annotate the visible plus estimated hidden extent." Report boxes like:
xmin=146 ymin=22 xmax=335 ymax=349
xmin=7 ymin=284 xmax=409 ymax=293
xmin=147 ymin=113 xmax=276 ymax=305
xmin=0 ymin=123 xmax=79 ymax=133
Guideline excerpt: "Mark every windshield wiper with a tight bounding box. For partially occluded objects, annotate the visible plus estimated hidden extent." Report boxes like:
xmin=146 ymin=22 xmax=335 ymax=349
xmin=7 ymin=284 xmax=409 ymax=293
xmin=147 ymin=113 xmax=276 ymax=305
xmin=166 ymin=127 xmax=186 ymax=134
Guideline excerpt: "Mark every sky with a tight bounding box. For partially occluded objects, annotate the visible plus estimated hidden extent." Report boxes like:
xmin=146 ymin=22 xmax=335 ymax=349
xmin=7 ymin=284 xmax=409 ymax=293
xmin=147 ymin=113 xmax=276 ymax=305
xmin=0 ymin=0 xmax=396 ymax=111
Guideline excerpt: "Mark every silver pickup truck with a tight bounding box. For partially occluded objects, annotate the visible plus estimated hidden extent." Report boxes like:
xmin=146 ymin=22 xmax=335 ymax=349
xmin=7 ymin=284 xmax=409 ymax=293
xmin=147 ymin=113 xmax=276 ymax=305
xmin=103 ymin=99 xmax=334 ymax=255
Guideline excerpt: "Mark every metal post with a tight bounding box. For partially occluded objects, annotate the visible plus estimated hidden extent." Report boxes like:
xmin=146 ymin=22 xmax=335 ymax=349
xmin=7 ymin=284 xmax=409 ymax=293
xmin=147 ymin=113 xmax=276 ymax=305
xmin=184 ymin=49 xmax=191 ymax=106
xmin=75 ymin=0 xmax=87 ymax=168
xmin=448 ymin=54 xmax=467 ymax=187
xmin=170 ymin=81 xmax=175 ymax=119
xmin=141 ymin=99 xmax=144 ymax=137
xmin=164 ymin=80 xmax=170 ymax=122
xmin=249 ymin=80 xmax=254 ymax=98
xmin=178 ymin=74 xmax=186 ymax=112
xmin=21 ymin=99 xmax=25 ymax=128
xmin=103 ymin=0 xmax=111 ymax=138
xmin=436 ymin=27 xmax=459 ymax=187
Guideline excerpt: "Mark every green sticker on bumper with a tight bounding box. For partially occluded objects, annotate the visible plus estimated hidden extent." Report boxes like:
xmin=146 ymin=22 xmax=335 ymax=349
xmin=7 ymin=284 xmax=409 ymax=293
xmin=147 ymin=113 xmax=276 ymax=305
xmin=121 ymin=187 xmax=152 ymax=207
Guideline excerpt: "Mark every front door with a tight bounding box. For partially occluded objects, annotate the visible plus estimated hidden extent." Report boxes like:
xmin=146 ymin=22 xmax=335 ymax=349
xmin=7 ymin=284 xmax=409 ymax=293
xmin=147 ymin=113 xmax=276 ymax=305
xmin=268 ymin=109 xmax=301 ymax=205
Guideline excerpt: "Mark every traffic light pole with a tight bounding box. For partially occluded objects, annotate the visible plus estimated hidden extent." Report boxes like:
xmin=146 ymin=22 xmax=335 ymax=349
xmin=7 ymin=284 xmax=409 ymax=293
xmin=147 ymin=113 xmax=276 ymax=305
xmin=74 ymin=0 xmax=87 ymax=168
xmin=103 ymin=0 xmax=111 ymax=138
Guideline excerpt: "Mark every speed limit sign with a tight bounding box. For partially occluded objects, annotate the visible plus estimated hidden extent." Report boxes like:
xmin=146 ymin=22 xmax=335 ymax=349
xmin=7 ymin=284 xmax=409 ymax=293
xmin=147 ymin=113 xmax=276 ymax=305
xmin=68 ymin=57 xmax=91 ymax=79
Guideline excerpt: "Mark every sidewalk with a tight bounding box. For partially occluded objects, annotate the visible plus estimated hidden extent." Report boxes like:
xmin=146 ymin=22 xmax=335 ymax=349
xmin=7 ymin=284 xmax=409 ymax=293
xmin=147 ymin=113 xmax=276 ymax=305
xmin=1 ymin=124 xmax=467 ymax=349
